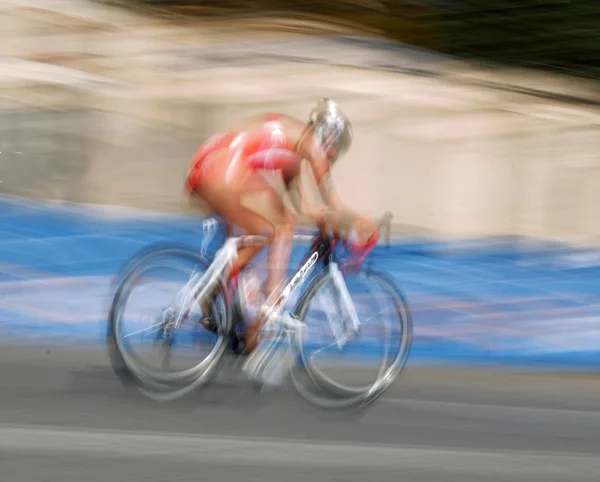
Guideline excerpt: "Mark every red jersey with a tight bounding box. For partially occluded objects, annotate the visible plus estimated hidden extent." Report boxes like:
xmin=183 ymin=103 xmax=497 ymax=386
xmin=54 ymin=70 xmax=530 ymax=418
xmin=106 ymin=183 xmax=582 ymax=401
xmin=186 ymin=114 xmax=302 ymax=193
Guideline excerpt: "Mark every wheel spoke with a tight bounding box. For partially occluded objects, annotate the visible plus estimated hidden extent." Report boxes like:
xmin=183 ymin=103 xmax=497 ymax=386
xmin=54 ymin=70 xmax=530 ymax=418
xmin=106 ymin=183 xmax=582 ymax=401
xmin=291 ymin=268 xmax=413 ymax=409
xmin=121 ymin=322 xmax=165 ymax=340
xmin=107 ymin=246 xmax=231 ymax=399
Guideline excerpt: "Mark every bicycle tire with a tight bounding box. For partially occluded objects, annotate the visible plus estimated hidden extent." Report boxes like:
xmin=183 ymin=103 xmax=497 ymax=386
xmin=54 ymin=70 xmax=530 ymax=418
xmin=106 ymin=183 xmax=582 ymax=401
xmin=107 ymin=245 xmax=231 ymax=392
xmin=290 ymin=267 xmax=413 ymax=408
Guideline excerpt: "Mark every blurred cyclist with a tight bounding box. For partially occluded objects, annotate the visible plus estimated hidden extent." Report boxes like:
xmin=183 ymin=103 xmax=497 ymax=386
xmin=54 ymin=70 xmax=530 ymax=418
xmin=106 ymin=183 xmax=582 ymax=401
xmin=185 ymin=98 xmax=377 ymax=355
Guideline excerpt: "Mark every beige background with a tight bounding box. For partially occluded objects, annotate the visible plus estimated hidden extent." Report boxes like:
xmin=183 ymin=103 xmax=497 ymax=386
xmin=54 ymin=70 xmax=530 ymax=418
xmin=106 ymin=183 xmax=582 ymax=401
xmin=2 ymin=1 xmax=600 ymax=244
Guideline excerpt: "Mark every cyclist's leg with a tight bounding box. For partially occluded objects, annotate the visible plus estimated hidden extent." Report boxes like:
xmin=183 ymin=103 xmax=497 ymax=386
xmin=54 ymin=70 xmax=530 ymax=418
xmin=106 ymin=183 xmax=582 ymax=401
xmin=201 ymin=180 xmax=295 ymax=292
xmin=193 ymin=150 xmax=295 ymax=351
xmin=193 ymin=148 xmax=275 ymax=267
xmin=194 ymin=203 xmax=272 ymax=335
xmin=189 ymin=150 xmax=272 ymax=331
xmin=196 ymin=146 xmax=296 ymax=280
xmin=239 ymin=189 xmax=296 ymax=353
xmin=200 ymin=187 xmax=291 ymax=342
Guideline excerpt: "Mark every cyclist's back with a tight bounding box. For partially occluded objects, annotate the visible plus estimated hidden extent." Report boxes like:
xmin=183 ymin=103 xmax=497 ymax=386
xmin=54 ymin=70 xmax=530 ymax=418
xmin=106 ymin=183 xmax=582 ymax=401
xmin=186 ymin=113 xmax=306 ymax=194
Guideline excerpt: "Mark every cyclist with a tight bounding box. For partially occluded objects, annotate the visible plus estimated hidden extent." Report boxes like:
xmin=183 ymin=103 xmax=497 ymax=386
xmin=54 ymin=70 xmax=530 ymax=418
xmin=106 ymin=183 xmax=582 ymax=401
xmin=185 ymin=98 xmax=378 ymax=355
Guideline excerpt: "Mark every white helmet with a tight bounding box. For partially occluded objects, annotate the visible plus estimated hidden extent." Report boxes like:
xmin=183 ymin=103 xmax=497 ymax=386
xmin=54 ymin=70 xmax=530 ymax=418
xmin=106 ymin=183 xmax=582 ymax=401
xmin=308 ymin=98 xmax=352 ymax=163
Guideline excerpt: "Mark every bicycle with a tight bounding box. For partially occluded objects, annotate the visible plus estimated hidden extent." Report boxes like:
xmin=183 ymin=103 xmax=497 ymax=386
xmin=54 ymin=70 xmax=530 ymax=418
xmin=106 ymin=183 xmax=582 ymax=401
xmin=107 ymin=211 xmax=413 ymax=410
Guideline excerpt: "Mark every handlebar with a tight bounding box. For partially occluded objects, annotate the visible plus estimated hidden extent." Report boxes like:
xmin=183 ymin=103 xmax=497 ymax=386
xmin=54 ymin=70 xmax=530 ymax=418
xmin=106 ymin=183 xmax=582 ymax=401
xmin=378 ymin=211 xmax=393 ymax=248
xmin=334 ymin=210 xmax=393 ymax=249
xmin=293 ymin=210 xmax=393 ymax=250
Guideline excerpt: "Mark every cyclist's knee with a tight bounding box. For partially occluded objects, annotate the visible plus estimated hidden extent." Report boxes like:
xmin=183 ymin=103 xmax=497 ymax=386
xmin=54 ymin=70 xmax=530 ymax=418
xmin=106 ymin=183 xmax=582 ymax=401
xmin=285 ymin=212 xmax=297 ymax=236
xmin=275 ymin=211 xmax=296 ymax=239
xmin=258 ymin=221 xmax=276 ymax=245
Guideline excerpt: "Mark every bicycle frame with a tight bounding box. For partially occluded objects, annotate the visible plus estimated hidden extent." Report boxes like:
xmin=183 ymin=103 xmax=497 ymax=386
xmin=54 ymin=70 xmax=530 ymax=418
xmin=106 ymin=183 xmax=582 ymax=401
xmin=175 ymin=212 xmax=391 ymax=340
xmin=242 ymin=228 xmax=384 ymax=387
xmin=182 ymin=233 xmax=335 ymax=332
xmin=108 ymin=211 xmax=403 ymax=398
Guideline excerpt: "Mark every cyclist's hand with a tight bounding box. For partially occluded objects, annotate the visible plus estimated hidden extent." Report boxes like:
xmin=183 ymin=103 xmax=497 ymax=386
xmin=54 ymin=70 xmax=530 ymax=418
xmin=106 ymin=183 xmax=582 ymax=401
xmin=311 ymin=206 xmax=330 ymax=231
xmin=315 ymin=207 xmax=329 ymax=224
xmin=328 ymin=210 xmax=354 ymax=241
xmin=353 ymin=215 xmax=379 ymax=242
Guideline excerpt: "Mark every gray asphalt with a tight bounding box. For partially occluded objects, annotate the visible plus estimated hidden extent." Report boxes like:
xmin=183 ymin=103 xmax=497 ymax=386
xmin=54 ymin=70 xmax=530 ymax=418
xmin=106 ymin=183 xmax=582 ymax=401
xmin=2 ymin=344 xmax=600 ymax=481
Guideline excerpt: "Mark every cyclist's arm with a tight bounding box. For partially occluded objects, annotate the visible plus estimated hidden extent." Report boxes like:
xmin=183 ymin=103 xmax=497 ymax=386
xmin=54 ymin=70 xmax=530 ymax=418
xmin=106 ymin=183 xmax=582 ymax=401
xmin=285 ymin=173 xmax=324 ymax=221
xmin=306 ymin=151 xmax=359 ymax=227
xmin=285 ymin=141 xmax=343 ymax=222
xmin=302 ymin=140 xmax=378 ymax=238
xmin=285 ymin=122 xmax=333 ymax=220
xmin=292 ymin=119 xmax=373 ymax=233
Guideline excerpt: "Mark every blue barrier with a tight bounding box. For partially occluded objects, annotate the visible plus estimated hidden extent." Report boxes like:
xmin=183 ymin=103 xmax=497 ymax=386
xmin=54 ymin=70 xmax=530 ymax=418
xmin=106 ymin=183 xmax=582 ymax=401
xmin=1 ymin=197 xmax=599 ymax=369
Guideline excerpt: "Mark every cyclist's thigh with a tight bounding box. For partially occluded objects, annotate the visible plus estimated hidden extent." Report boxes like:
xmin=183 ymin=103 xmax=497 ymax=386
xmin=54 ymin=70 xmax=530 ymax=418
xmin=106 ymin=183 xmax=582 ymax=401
xmin=240 ymin=173 xmax=295 ymax=232
xmin=197 ymin=154 xmax=275 ymax=240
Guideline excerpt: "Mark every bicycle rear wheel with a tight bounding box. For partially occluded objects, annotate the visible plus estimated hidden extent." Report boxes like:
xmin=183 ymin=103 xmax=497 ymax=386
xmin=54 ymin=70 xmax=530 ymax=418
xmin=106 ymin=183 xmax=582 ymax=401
xmin=291 ymin=267 xmax=412 ymax=409
xmin=107 ymin=246 xmax=231 ymax=399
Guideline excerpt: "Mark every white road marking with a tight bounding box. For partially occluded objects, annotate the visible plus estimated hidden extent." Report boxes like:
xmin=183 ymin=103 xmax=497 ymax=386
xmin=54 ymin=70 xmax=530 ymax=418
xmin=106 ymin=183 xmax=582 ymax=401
xmin=0 ymin=424 xmax=599 ymax=477
xmin=383 ymin=397 xmax=600 ymax=419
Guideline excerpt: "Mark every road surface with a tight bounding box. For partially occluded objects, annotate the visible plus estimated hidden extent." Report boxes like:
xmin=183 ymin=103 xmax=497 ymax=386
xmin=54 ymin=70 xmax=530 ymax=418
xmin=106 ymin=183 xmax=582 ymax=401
xmin=2 ymin=344 xmax=600 ymax=481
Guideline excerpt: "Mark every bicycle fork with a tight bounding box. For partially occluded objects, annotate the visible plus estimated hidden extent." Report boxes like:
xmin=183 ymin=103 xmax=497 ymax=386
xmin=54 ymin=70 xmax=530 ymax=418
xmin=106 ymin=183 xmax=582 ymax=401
xmin=323 ymin=262 xmax=361 ymax=349
xmin=246 ymin=263 xmax=360 ymax=386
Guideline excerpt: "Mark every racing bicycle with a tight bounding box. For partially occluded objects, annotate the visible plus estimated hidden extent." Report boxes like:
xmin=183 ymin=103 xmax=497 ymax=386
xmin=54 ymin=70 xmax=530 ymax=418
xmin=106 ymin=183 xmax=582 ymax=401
xmin=107 ymin=211 xmax=413 ymax=409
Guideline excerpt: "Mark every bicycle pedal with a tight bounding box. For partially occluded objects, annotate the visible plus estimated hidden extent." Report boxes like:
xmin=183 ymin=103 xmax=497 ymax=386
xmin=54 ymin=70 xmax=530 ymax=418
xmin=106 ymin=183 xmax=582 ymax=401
xmin=227 ymin=333 xmax=247 ymax=355
xmin=199 ymin=317 xmax=218 ymax=333
xmin=241 ymin=344 xmax=295 ymax=388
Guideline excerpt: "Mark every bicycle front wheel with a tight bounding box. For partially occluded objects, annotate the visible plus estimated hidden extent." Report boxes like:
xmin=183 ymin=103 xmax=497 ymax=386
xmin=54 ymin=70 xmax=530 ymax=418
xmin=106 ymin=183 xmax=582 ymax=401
xmin=107 ymin=246 xmax=231 ymax=397
xmin=291 ymin=267 xmax=413 ymax=408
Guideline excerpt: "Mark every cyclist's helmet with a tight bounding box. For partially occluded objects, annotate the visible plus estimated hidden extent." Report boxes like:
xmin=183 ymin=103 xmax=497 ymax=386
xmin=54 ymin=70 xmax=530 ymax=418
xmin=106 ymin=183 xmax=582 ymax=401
xmin=308 ymin=98 xmax=353 ymax=164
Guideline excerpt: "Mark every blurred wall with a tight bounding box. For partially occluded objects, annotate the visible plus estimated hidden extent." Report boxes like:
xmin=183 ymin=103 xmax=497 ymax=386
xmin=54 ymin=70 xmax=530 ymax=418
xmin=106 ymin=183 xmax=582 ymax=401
xmin=2 ymin=2 xmax=600 ymax=243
